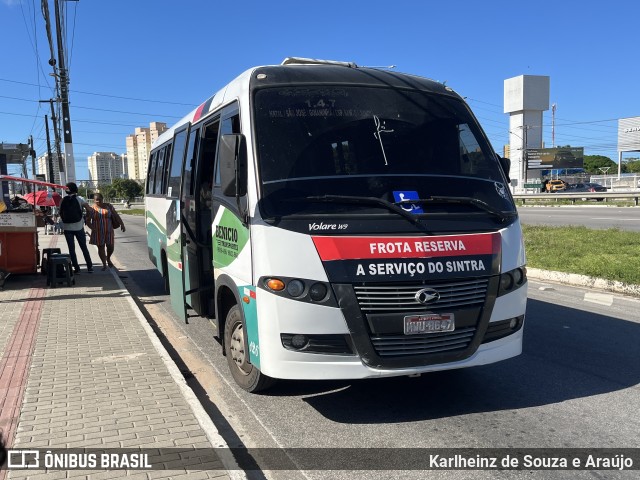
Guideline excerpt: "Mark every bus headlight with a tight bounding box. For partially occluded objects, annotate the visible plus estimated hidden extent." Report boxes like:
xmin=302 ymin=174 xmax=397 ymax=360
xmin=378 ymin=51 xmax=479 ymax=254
xmin=309 ymin=283 xmax=328 ymax=301
xmin=259 ymin=276 xmax=337 ymax=307
xmin=286 ymin=279 xmax=305 ymax=297
xmin=498 ymin=267 xmax=527 ymax=296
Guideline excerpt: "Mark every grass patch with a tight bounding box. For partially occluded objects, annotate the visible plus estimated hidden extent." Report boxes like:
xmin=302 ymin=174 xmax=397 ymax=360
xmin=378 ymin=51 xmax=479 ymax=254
xmin=522 ymin=225 xmax=640 ymax=285
xmin=516 ymin=199 xmax=637 ymax=207
xmin=119 ymin=208 xmax=145 ymax=216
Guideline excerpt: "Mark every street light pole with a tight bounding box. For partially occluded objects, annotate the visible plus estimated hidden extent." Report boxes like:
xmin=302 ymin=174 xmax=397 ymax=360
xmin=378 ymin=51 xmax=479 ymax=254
xmin=53 ymin=0 xmax=76 ymax=183
xmin=522 ymin=126 xmax=528 ymax=185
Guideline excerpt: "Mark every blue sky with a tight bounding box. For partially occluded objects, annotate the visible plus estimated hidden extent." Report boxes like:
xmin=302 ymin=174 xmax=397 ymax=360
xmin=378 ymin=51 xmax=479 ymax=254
xmin=1 ymin=0 xmax=639 ymax=180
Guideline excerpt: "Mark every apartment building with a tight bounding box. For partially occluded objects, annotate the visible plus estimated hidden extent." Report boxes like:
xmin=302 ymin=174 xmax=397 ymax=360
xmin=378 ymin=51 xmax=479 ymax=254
xmin=125 ymin=121 xmax=167 ymax=181
xmin=37 ymin=153 xmax=62 ymax=184
xmin=88 ymin=152 xmax=125 ymax=185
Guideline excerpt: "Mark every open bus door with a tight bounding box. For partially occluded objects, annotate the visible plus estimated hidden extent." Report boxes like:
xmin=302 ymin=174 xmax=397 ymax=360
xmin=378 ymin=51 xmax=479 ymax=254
xmin=166 ymin=123 xmax=217 ymax=324
xmin=181 ymin=124 xmax=215 ymax=322
xmin=165 ymin=197 xmax=187 ymax=322
xmin=164 ymin=128 xmax=190 ymax=322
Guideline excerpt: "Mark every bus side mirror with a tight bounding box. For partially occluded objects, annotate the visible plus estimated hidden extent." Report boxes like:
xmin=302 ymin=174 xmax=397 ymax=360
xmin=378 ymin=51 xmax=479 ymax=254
xmin=219 ymin=134 xmax=247 ymax=197
xmin=499 ymin=156 xmax=511 ymax=182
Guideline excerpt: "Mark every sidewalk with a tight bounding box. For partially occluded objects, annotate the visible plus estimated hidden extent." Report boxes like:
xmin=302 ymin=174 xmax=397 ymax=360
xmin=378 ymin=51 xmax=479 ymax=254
xmin=0 ymin=228 xmax=242 ymax=479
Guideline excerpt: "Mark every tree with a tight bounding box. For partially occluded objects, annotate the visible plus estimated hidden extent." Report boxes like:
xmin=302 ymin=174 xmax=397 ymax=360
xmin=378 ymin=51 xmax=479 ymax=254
xmin=111 ymin=178 xmax=143 ymax=201
xmin=98 ymin=183 xmax=118 ymax=201
xmin=624 ymin=158 xmax=640 ymax=173
xmin=582 ymin=155 xmax=626 ymax=174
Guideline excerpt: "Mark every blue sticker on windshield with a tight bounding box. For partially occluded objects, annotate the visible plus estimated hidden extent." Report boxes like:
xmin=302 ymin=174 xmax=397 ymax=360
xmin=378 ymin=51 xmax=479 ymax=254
xmin=393 ymin=191 xmax=424 ymax=214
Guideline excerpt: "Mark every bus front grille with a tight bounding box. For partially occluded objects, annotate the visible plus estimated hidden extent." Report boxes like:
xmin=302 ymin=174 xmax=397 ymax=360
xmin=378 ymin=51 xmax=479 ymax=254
xmin=353 ymin=278 xmax=489 ymax=314
xmin=370 ymin=327 xmax=476 ymax=357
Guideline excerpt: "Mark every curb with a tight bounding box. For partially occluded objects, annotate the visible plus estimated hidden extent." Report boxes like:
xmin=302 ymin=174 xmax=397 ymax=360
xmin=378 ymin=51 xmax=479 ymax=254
xmin=527 ymin=267 xmax=640 ymax=298
xmin=109 ymin=268 xmax=247 ymax=480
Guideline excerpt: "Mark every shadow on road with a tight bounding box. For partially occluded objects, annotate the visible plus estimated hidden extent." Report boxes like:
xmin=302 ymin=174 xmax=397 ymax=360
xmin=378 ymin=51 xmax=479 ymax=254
xmin=264 ymin=298 xmax=640 ymax=423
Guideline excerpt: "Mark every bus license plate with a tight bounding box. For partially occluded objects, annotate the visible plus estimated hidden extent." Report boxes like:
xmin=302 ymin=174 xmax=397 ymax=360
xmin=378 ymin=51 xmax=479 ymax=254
xmin=404 ymin=314 xmax=455 ymax=335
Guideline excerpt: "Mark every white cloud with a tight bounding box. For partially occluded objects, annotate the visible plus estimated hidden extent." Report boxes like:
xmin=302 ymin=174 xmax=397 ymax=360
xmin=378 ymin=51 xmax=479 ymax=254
xmin=1 ymin=0 xmax=21 ymax=6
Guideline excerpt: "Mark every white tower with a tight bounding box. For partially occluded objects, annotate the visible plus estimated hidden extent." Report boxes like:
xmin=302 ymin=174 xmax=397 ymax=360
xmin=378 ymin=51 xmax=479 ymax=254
xmin=504 ymin=75 xmax=550 ymax=191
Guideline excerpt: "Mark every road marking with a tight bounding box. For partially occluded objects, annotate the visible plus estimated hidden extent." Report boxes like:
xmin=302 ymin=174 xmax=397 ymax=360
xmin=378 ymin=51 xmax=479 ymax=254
xmin=584 ymin=292 xmax=614 ymax=306
xmin=591 ymin=217 xmax=640 ymax=221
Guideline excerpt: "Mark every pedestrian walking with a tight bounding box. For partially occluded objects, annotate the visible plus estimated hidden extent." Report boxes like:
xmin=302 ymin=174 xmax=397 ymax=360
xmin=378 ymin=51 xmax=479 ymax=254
xmin=43 ymin=210 xmax=55 ymax=235
xmin=54 ymin=214 xmax=63 ymax=234
xmin=59 ymin=182 xmax=93 ymax=273
xmin=85 ymin=193 xmax=125 ymax=270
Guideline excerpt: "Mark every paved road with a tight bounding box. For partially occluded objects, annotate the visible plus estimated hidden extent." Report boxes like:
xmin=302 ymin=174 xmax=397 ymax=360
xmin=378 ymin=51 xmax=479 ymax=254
xmin=518 ymin=206 xmax=640 ymax=231
xmin=113 ymin=215 xmax=640 ymax=479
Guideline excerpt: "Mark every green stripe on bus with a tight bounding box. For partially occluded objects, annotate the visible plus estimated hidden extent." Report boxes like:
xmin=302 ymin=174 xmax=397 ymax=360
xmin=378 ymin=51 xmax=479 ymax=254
xmin=213 ymin=209 xmax=249 ymax=268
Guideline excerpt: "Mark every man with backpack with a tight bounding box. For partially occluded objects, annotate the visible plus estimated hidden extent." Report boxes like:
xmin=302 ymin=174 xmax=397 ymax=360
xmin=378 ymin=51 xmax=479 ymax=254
xmin=59 ymin=182 xmax=93 ymax=273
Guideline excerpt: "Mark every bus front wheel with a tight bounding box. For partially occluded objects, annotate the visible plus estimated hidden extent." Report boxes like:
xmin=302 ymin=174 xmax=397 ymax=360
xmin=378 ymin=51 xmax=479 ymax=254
xmin=224 ymin=305 xmax=275 ymax=393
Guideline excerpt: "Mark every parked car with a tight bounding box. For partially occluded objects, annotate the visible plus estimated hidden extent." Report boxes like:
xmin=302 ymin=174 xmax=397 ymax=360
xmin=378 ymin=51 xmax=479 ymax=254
xmin=564 ymin=182 xmax=607 ymax=193
xmin=559 ymin=182 xmax=608 ymax=201
xmin=545 ymin=179 xmax=569 ymax=192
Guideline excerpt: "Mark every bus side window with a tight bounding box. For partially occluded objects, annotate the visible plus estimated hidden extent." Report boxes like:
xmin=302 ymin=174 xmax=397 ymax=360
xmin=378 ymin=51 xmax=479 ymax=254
xmin=198 ymin=120 xmax=220 ymax=205
xmin=146 ymin=151 xmax=158 ymax=194
xmin=185 ymin=128 xmax=200 ymax=197
xmin=193 ymin=120 xmax=220 ymax=245
xmin=214 ymin=113 xmax=240 ymax=186
xmin=166 ymin=128 xmax=189 ymax=198
xmin=162 ymin=144 xmax=172 ymax=194
xmin=153 ymin=148 xmax=165 ymax=195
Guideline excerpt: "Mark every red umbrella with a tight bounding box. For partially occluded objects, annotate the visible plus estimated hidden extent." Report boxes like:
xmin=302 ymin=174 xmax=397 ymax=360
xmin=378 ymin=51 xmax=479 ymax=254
xmin=23 ymin=190 xmax=62 ymax=207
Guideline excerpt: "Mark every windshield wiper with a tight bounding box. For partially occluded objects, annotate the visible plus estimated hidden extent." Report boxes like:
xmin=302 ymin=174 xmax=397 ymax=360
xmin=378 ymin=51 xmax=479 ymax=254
xmin=299 ymin=195 xmax=434 ymax=235
xmin=395 ymin=196 xmax=514 ymax=222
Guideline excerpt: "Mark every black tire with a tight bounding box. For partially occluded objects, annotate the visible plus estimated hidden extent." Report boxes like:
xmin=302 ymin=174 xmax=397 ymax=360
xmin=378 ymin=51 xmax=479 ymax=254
xmin=161 ymin=253 xmax=170 ymax=294
xmin=224 ymin=305 xmax=275 ymax=393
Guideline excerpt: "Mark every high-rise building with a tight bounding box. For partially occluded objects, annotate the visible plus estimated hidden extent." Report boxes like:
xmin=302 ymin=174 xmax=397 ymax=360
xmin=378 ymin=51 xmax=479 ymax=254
xmin=37 ymin=153 xmax=62 ymax=184
xmin=88 ymin=152 xmax=124 ymax=185
xmin=125 ymin=122 xmax=167 ymax=181
xmin=121 ymin=153 xmax=128 ymax=178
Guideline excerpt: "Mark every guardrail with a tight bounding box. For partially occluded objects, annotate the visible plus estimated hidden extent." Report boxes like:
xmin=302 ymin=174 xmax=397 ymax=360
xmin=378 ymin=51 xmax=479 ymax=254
xmin=119 ymin=197 xmax=640 ymax=208
xmin=514 ymin=191 xmax=640 ymax=205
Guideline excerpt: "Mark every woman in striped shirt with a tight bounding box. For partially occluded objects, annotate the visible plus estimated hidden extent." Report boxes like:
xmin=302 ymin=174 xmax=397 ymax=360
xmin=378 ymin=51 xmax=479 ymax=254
xmin=87 ymin=193 xmax=126 ymax=270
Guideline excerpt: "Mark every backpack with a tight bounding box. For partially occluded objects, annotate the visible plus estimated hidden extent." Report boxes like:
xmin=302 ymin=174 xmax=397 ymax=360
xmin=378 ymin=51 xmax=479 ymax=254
xmin=59 ymin=195 xmax=83 ymax=223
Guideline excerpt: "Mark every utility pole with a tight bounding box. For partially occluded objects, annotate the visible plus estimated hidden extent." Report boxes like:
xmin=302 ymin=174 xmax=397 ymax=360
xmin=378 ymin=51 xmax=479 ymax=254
xmin=551 ymin=103 xmax=556 ymax=148
xmin=20 ymin=151 xmax=29 ymax=192
xmin=53 ymin=0 xmax=76 ymax=183
xmin=28 ymin=135 xmax=37 ymax=193
xmin=44 ymin=114 xmax=55 ymax=184
xmin=40 ymin=99 xmax=63 ymax=180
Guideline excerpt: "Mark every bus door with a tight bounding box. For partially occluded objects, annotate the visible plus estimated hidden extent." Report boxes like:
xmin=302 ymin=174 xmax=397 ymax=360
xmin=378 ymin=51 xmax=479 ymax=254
xmin=165 ymin=127 xmax=189 ymax=322
xmin=180 ymin=125 xmax=202 ymax=317
xmin=181 ymin=120 xmax=219 ymax=320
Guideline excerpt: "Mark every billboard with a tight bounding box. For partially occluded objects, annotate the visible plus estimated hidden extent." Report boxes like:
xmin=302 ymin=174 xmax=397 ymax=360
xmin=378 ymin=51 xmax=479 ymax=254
xmin=526 ymin=147 xmax=584 ymax=170
xmin=618 ymin=117 xmax=640 ymax=152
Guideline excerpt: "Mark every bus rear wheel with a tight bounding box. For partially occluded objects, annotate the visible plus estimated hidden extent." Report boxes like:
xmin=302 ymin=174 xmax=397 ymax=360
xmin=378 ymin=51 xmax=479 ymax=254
xmin=224 ymin=305 xmax=275 ymax=393
xmin=161 ymin=253 xmax=170 ymax=294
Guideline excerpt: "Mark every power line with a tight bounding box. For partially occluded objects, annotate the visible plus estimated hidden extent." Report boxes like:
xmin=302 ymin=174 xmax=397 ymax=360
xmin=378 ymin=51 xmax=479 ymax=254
xmin=67 ymin=0 xmax=78 ymax=70
xmin=0 ymin=110 xmax=144 ymax=128
xmin=0 ymin=77 xmax=198 ymax=106
xmin=0 ymin=95 xmax=181 ymax=118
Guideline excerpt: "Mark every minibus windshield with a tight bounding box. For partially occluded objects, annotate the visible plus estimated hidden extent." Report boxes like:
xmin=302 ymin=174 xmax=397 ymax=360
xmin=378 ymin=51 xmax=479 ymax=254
xmin=254 ymin=86 xmax=514 ymax=219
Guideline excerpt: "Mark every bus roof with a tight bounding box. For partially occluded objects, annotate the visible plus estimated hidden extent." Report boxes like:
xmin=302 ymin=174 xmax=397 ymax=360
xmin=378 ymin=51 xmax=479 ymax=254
xmin=152 ymin=59 xmax=459 ymax=149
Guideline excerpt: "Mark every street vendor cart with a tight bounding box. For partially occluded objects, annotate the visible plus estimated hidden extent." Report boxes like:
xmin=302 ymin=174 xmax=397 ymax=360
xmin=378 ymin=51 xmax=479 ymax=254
xmin=0 ymin=175 xmax=66 ymax=286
